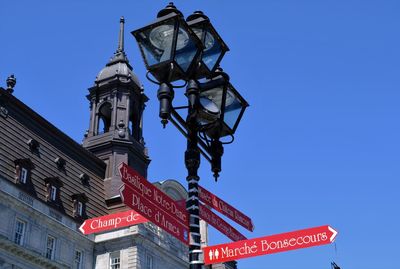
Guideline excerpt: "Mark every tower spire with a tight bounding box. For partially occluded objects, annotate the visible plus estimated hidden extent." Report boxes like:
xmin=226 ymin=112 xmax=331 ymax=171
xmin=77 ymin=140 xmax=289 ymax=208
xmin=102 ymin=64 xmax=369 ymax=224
xmin=117 ymin=16 xmax=124 ymax=53
xmin=104 ymin=17 xmax=129 ymax=66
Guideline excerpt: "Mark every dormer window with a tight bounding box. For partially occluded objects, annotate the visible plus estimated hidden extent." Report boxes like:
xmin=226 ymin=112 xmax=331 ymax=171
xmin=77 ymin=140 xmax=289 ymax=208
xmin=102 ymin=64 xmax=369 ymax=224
xmin=44 ymin=177 xmax=63 ymax=204
xmin=14 ymin=159 xmax=33 ymax=185
xmin=71 ymin=193 xmax=88 ymax=219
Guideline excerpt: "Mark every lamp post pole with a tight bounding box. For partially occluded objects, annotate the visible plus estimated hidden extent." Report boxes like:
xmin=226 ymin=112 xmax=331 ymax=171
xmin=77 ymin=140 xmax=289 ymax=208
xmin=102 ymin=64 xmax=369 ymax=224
xmin=185 ymin=80 xmax=203 ymax=269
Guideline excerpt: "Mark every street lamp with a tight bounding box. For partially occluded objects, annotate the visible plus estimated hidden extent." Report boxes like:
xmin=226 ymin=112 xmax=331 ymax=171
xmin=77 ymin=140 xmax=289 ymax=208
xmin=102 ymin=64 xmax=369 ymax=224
xmin=132 ymin=2 xmax=203 ymax=83
xmin=198 ymin=68 xmax=248 ymax=139
xmin=197 ymin=68 xmax=249 ymax=180
xmin=186 ymin=11 xmax=229 ymax=79
xmin=132 ymin=3 xmax=248 ymax=269
xmin=132 ymin=3 xmax=204 ymax=127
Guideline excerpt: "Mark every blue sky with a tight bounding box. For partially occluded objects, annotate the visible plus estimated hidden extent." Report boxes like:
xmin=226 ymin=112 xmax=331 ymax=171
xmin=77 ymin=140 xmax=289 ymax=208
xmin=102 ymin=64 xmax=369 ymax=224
xmin=1 ymin=1 xmax=400 ymax=268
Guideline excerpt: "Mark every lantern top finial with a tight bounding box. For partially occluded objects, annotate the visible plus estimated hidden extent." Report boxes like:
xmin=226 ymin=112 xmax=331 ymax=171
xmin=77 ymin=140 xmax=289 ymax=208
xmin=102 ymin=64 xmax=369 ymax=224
xmin=157 ymin=2 xmax=183 ymax=18
xmin=187 ymin=10 xmax=209 ymax=22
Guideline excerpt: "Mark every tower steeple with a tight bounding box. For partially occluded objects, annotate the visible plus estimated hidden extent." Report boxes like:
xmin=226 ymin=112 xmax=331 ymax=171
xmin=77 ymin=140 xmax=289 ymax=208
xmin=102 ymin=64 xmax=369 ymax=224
xmin=105 ymin=17 xmax=129 ymax=68
xmin=83 ymin=17 xmax=150 ymax=202
xmin=117 ymin=17 xmax=124 ymax=53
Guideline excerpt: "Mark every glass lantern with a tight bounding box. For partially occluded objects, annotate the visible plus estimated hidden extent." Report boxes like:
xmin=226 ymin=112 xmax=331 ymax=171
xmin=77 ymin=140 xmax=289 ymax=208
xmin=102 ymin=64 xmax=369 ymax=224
xmin=198 ymin=69 xmax=248 ymax=138
xmin=187 ymin=11 xmax=229 ymax=79
xmin=132 ymin=3 xmax=203 ymax=82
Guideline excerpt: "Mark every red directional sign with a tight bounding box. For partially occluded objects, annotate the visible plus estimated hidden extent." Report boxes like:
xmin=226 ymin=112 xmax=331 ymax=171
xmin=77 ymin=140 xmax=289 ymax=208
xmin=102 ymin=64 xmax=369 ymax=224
xmin=200 ymin=204 xmax=247 ymax=242
xmin=79 ymin=210 xmax=148 ymax=235
xmin=119 ymin=163 xmax=189 ymax=245
xmin=199 ymin=185 xmax=254 ymax=232
xmin=203 ymin=225 xmax=338 ymax=265
xmin=176 ymin=200 xmax=247 ymax=242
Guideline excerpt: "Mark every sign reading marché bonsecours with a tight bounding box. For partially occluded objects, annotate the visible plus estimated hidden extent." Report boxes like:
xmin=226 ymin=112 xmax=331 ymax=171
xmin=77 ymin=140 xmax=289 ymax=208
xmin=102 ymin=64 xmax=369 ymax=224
xmin=203 ymin=225 xmax=338 ymax=265
xmin=119 ymin=163 xmax=189 ymax=245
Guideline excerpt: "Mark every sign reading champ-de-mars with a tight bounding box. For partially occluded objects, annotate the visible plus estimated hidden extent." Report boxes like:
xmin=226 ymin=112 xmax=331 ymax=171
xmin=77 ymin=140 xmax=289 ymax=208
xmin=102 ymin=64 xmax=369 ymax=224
xmin=79 ymin=210 xmax=147 ymax=235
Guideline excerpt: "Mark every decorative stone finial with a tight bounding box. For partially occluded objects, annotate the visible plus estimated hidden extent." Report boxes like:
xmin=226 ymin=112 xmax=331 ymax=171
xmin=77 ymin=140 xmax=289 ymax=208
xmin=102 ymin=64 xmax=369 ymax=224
xmin=6 ymin=74 xmax=16 ymax=94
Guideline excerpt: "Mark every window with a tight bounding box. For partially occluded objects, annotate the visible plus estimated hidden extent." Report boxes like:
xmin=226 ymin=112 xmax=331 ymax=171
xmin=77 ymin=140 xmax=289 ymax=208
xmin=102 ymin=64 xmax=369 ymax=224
xmin=44 ymin=177 xmax=63 ymax=203
xmin=45 ymin=235 xmax=56 ymax=260
xmin=14 ymin=219 xmax=26 ymax=245
xmin=72 ymin=193 xmax=88 ymax=219
xmin=146 ymin=254 xmax=153 ymax=269
xmin=97 ymin=102 xmax=112 ymax=134
xmin=50 ymin=186 xmax=57 ymax=201
xmin=20 ymin=167 xmax=28 ymax=184
xmin=74 ymin=250 xmax=83 ymax=269
xmin=109 ymin=251 xmax=120 ymax=269
xmin=77 ymin=201 xmax=83 ymax=216
xmin=14 ymin=158 xmax=33 ymax=185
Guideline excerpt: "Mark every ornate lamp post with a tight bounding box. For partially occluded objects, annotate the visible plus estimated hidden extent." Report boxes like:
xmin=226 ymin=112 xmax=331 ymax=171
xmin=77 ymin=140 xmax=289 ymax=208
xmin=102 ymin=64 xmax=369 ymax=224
xmin=132 ymin=3 xmax=248 ymax=269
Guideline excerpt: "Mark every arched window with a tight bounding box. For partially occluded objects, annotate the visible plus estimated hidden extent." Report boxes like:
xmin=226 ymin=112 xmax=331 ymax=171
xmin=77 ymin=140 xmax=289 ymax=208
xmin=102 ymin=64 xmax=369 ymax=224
xmin=129 ymin=103 xmax=141 ymax=140
xmin=97 ymin=102 xmax=112 ymax=134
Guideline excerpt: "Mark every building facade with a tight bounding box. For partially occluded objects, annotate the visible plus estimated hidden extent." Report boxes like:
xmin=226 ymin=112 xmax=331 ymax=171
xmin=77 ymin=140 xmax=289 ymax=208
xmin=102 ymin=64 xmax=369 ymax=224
xmin=0 ymin=18 xmax=236 ymax=269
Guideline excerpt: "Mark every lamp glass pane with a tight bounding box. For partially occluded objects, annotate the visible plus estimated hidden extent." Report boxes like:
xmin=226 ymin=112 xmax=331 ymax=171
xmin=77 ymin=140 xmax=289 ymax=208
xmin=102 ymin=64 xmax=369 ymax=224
xmin=137 ymin=20 xmax=175 ymax=67
xmin=223 ymin=89 xmax=242 ymax=130
xmin=202 ymin=30 xmax=222 ymax=71
xmin=193 ymin=27 xmax=222 ymax=72
xmin=174 ymin=27 xmax=198 ymax=72
xmin=200 ymin=86 xmax=224 ymax=111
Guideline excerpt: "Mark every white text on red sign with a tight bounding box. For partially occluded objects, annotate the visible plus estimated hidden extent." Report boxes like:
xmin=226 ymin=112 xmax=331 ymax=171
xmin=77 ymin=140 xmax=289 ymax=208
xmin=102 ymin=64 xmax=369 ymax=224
xmin=79 ymin=210 xmax=147 ymax=235
xmin=203 ymin=225 xmax=338 ymax=264
xmin=199 ymin=185 xmax=254 ymax=232
xmin=120 ymin=164 xmax=187 ymax=225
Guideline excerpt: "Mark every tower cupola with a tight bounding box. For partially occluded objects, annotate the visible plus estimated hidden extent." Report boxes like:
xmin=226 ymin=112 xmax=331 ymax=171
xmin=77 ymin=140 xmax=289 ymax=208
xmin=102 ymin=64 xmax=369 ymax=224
xmin=83 ymin=17 xmax=150 ymax=202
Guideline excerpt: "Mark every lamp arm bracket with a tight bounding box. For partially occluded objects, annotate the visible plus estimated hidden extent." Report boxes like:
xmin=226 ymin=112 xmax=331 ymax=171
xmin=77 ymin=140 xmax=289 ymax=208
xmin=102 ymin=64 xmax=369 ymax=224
xmin=145 ymin=71 xmax=161 ymax=85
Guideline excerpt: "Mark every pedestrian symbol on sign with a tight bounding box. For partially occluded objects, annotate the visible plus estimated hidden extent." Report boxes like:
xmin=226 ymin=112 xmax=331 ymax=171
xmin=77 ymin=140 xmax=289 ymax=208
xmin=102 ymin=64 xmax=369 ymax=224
xmin=215 ymin=249 xmax=219 ymax=259
xmin=209 ymin=250 xmax=214 ymax=261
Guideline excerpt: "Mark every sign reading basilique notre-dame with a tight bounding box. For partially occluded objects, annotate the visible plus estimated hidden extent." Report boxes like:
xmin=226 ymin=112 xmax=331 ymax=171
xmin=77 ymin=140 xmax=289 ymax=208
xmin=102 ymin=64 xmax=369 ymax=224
xmin=119 ymin=163 xmax=189 ymax=245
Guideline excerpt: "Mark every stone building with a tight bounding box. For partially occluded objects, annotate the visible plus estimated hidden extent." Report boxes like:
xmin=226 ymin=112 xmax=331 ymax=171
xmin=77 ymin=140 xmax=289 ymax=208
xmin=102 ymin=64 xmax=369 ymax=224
xmin=0 ymin=18 xmax=236 ymax=269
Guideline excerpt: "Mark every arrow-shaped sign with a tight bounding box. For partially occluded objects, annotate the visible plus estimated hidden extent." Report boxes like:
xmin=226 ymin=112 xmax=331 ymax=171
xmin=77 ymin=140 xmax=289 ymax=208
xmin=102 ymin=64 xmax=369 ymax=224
xmin=200 ymin=203 xmax=247 ymax=242
xmin=119 ymin=163 xmax=188 ymax=226
xmin=176 ymin=199 xmax=247 ymax=242
xmin=79 ymin=210 xmax=147 ymax=235
xmin=203 ymin=225 xmax=338 ymax=265
xmin=118 ymin=163 xmax=189 ymax=245
xmin=199 ymin=185 xmax=254 ymax=232
xmin=120 ymin=184 xmax=189 ymax=245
